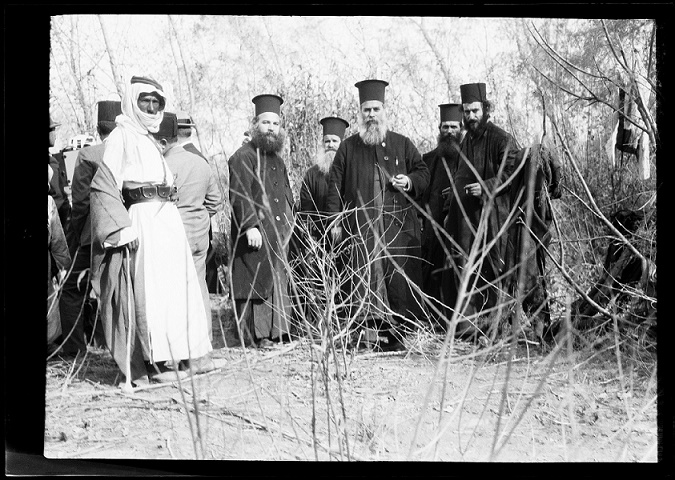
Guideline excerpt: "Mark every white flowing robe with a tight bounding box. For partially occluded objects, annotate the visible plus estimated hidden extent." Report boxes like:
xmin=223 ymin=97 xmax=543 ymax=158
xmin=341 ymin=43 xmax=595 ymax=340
xmin=103 ymin=127 xmax=212 ymax=362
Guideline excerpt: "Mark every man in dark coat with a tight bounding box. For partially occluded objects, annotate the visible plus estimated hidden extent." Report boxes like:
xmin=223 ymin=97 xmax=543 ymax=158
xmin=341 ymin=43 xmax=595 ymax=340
xmin=294 ymin=116 xmax=349 ymax=333
xmin=299 ymin=116 xmax=350 ymax=239
xmin=229 ymin=94 xmax=295 ymax=348
xmin=506 ymin=136 xmax=562 ymax=340
xmin=326 ymin=79 xmax=430 ymax=351
xmin=442 ymin=83 xmax=518 ymax=337
xmin=59 ymin=100 xmax=121 ymax=356
xmin=419 ymin=103 xmax=463 ymax=326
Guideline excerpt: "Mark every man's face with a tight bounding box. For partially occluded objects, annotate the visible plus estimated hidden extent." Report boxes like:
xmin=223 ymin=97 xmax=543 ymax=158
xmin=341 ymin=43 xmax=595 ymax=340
xmin=323 ymin=134 xmax=341 ymax=153
xmin=462 ymin=102 xmax=484 ymax=133
xmin=256 ymin=112 xmax=281 ymax=136
xmin=439 ymin=121 xmax=462 ymax=141
xmin=137 ymin=93 xmax=163 ymax=114
xmin=360 ymin=100 xmax=384 ymax=125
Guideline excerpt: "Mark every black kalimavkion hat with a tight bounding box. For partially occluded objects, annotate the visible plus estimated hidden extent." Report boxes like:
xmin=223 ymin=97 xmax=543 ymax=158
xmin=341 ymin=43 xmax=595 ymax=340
xmin=355 ymin=79 xmax=389 ymax=104
xmin=97 ymin=100 xmax=122 ymax=124
xmin=320 ymin=116 xmax=349 ymax=138
xmin=156 ymin=111 xmax=177 ymax=138
xmin=439 ymin=103 xmax=463 ymax=122
xmin=460 ymin=83 xmax=487 ymax=104
xmin=252 ymin=94 xmax=284 ymax=116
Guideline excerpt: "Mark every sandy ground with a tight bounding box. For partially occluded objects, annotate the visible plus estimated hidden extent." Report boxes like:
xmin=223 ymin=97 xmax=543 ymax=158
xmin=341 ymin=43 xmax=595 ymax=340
xmin=43 ymin=296 xmax=657 ymax=466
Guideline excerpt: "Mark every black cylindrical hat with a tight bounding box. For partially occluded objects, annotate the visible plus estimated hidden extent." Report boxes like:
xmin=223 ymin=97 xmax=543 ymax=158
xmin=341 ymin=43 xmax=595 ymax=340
xmin=320 ymin=117 xmax=349 ymax=138
xmin=97 ymin=100 xmax=122 ymax=123
xmin=460 ymin=83 xmax=487 ymax=104
xmin=355 ymin=79 xmax=389 ymax=104
xmin=439 ymin=103 xmax=463 ymax=122
xmin=252 ymin=94 xmax=284 ymax=116
xmin=156 ymin=112 xmax=177 ymax=138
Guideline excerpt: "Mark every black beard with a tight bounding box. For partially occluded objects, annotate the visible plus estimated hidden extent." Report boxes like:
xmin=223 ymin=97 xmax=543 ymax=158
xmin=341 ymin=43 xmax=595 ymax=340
xmin=251 ymin=128 xmax=285 ymax=154
xmin=466 ymin=115 xmax=489 ymax=134
xmin=437 ymin=134 xmax=460 ymax=158
xmin=437 ymin=131 xmax=460 ymax=146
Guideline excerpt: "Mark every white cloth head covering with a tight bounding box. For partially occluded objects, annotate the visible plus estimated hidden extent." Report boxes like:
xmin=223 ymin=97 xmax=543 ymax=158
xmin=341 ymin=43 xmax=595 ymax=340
xmin=118 ymin=78 xmax=166 ymax=134
xmin=103 ymin=76 xmax=169 ymax=190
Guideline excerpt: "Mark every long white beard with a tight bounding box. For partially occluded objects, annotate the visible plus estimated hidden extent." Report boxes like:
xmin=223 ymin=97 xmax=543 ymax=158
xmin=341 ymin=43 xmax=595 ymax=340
xmin=358 ymin=118 xmax=387 ymax=146
xmin=316 ymin=149 xmax=335 ymax=174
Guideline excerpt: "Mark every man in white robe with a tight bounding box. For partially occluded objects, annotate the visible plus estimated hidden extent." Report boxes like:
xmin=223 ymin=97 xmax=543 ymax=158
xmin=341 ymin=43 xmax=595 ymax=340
xmin=90 ymin=75 xmax=213 ymax=387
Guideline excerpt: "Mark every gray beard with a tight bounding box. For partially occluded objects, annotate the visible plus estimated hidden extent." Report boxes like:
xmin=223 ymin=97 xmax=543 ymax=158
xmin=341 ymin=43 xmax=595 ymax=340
xmin=359 ymin=121 xmax=387 ymax=146
xmin=316 ymin=149 xmax=335 ymax=174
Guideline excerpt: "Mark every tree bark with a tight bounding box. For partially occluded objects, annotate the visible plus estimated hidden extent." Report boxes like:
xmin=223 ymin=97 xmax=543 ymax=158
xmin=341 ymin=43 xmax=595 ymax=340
xmin=97 ymin=15 xmax=124 ymax=99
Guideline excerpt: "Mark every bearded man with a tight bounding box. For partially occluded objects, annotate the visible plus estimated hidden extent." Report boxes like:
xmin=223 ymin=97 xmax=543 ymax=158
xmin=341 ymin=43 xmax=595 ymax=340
xmin=90 ymin=76 xmax=212 ymax=387
xmin=299 ymin=116 xmax=349 ymax=239
xmin=229 ymin=94 xmax=295 ymax=349
xmin=293 ymin=116 xmax=349 ymax=334
xmin=325 ymin=79 xmax=430 ymax=352
xmin=443 ymin=82 xmax=518 ymax=337
xmin=419 ymin=103 xmax=464 ymax=326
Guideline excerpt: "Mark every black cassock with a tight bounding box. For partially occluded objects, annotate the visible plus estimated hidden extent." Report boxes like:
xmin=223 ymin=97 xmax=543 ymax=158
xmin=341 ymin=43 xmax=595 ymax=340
xmin=326 ymin=130 xmax=430 ymax=327
xmin=442 ymin=121 xmax=518 ymax=326
xmin=419 ymin=141 xmax=461 ymax=316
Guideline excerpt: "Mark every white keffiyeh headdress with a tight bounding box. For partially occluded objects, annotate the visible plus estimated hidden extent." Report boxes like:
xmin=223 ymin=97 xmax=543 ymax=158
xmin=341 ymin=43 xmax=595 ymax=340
xmin=103 ymin=76 xmax=169 ymax=190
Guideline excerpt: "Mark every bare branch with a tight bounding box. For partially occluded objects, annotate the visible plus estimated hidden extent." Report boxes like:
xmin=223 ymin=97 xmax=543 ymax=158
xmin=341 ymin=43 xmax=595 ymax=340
xmin=551 ymin=117 xmax=649 ymax=288
xmin=412 ymin=17 xmax=456 ymax=101
xmin=601 ymin=20 xmax=658 ymax=145
xmin=97 ymin=15 xmax=124 ymax=99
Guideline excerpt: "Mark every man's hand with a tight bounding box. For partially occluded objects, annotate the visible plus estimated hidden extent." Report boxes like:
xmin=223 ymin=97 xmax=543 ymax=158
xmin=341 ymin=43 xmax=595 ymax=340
xmin=464 ymin=182 xmax=482 ymax=197
xmin=391 ymin=174 xmax=411 ymax=192
xmin=331 ymin=225 xmax=343 ymax=243
xmin=246 ymin=227 xmax=262 ymax=250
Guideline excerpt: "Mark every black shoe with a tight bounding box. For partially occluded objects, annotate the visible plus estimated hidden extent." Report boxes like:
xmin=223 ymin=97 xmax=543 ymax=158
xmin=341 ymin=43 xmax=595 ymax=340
xmin=378 ymin=331 xmax=407 ymax=352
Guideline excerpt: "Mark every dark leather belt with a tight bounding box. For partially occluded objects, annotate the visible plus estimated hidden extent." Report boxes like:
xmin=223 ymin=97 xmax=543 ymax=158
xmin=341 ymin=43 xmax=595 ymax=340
xmin=123 ymin=184 xmax=176 ymax=208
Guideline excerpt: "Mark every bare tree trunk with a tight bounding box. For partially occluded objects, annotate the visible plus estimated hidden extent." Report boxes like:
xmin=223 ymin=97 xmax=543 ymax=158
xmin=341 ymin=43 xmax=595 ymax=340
xmin=413 ymin=17 xmax=456 ymax=102
xmin=168 ymin=15 xmax=194 ymax=107
xmin=600 ymin=20 xmax=657 ymax=146
xmin=97 ymin=15 xmax=124 ymax=99
xmin=167 ymin=15 xmax=206 ymax=153
xmin=65 ymin=17 xmax=89 ymax=134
